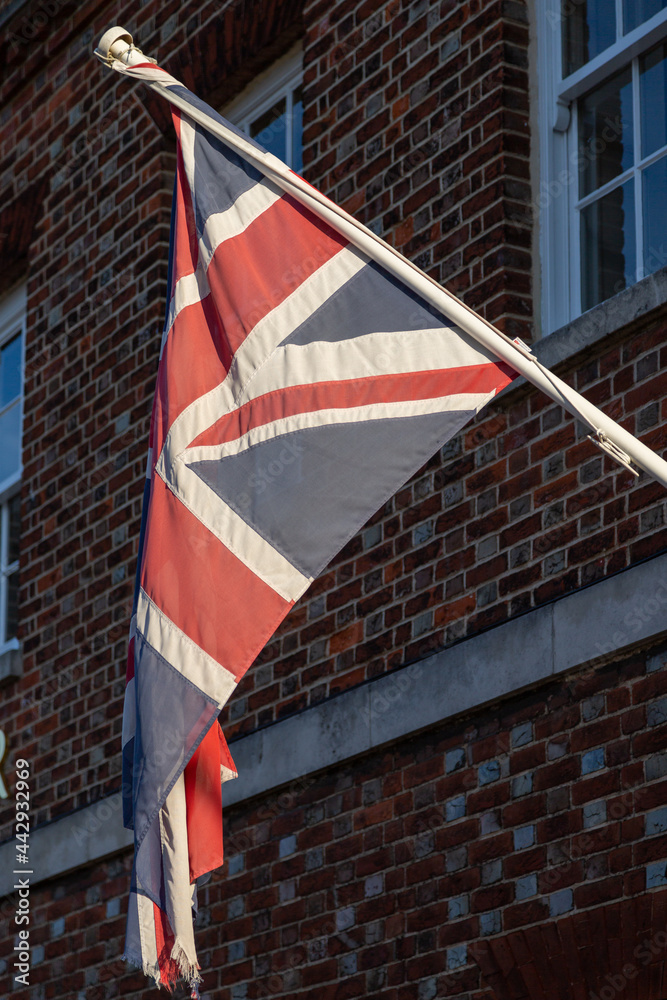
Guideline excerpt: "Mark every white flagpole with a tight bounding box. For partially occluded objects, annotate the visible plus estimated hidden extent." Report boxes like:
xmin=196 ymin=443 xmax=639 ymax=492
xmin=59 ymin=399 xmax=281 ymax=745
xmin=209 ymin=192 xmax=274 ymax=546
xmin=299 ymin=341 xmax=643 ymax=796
xmin=95 ymin=27 xmax=667 ymax=490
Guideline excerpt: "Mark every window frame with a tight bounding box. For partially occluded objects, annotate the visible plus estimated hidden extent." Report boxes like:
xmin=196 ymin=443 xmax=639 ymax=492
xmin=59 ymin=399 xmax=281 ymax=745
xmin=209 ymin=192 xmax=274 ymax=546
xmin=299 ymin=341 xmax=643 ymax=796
xmin=0 ymin=283 xmax=25 ymax=658
xmin=222 ymin=42 xmax=303 ymax=171
xmin=537 ymin=1 xmax=667 ymax=333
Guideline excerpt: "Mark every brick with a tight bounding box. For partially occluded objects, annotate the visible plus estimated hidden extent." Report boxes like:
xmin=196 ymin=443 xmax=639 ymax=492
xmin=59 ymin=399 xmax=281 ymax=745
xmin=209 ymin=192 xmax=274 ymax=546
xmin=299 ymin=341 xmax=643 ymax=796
xmin=511 ymin=723 xmax=533 ymax=747
xmin=279 ymin=835 xmax=297 ymax=858
xmin=445 ymin=795 xmax=466 ymax=822
xmin=513 ymin=825 xmax=535 ymax=850
xmin=573 ymin=876 xmax=624 ymax=908
xmin=646 ymin=806 xmax=667 ymax=836
xmin=481 ymin=859 xmax=503 ymax=884
xmin=515 ymin=873 xmax=537 ymax=900
xmin=446 ymin=944 xmax=467 ymax=970
xmin=511 ymin=744 xmax=546 ymax=772
xmin=480 ymin=909 xmax=502 ymax=935
xmin=581 ymin=747 xmax=605 ymax=774
xmin=446 ymin=847 xmax=468 ymax=872
xmin=511 ymin=772 xmax=533 ymax=798
xmin=445 ymin=747 xmax=467 ymax=773
xmin=647 ymin=697 xmax=667 ymax=727
xmin=549 ymin=888 xmax=573 ymax=917
xmin=479 ymin=760 xmax=501 ymax=785
xmin=448 ymin=894 xmax=470 ymax=920
xmin=570 ymin=716 xmax=621 ymax=751
xmin=646 ymin=751 xmax=667 ymax=781
xmin=646 ymin=862 xmax=667 ymax=887
xmin=582 ymin=800 xmax=607 ymax=829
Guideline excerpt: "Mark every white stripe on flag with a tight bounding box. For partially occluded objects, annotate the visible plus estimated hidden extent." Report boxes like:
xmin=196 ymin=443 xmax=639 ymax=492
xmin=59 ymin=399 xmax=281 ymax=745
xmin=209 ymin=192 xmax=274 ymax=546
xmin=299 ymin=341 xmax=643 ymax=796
xmin=242 ymin=325 xmax=500 ymax=401
xmin=122 ymin=675 xmax=136 ymax=746
xmin=137 ymin=892 xmax=159 ymax=979
xmin=123 ymin=889 xmax=160 ymax=985
xmin=136 ymin=589 xmax=238 ymax=706
xmin=159 ymin=774 xmax=199 ymax=982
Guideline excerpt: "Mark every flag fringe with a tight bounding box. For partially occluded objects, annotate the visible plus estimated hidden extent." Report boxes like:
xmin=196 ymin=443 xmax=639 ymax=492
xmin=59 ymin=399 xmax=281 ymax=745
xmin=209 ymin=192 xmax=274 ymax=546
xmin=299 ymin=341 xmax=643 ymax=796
xmin=122 ymin=945 xmax=201 ymax=991
xmin=170 ymin=940 xmax=202 ymax=986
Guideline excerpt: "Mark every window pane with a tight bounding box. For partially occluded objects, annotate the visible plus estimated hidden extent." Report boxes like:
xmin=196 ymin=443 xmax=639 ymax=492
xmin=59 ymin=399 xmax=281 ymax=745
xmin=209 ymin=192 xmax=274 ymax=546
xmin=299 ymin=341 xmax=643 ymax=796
xmin=641 ymin=43 xmax=667 ymax=156
xmin=250 ymin=98 xmax=287 ymax=162
xmin=581 ymin=179 xmax=636 ymax=311
xmin=8 ymin=493 xmax=20 ymax=566
xmin=562 ymin=0 xmax=616 ymax=76
xmin=0 ymin=332 xmax=22 ymax=409
xmin=579 ymin=68 xmax=633 ymax=197
xmin=5 ymin=569 xmax=18 ymax=643
xmin=0 ymin=401 xmax=21 ymax=483
xmin=624 ymin=0 xmax=667 ymax=32
xmin=292 ymin=85 xmax=303 ymax=175
xmin=643 ymin=155 xmax=667 ymax=274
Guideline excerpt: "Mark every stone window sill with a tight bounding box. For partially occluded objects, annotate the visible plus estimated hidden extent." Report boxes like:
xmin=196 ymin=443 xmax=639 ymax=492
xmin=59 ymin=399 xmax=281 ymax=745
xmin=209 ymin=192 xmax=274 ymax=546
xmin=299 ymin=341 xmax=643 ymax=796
xmin=535 ymin=265 xmax=667 ymax=371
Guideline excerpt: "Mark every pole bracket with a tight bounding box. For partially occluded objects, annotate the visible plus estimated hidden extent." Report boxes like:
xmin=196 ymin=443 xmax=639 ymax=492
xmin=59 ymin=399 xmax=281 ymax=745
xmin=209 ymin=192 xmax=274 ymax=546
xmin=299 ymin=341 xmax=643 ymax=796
xmin=587 ymin=430 xmax=639 ymax=477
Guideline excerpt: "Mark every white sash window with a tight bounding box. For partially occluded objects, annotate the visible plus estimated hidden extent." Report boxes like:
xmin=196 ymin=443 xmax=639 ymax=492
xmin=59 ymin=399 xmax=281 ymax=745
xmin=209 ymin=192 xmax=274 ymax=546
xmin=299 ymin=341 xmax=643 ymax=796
xmin=538 ymin=2 xmax=667 ymax=331
xmin=222 ymin=43 xmax=304 ymax=174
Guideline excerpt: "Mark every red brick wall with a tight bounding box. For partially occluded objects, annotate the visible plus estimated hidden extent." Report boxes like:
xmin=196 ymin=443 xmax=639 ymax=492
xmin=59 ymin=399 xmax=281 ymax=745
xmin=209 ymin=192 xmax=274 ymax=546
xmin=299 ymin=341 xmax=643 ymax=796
xmin=0 ymin=0 xmax=666 ymax=853
xmin=302 ymin=0 xmax=533 ymax=338
xmin=1 ymin=1 xmax=667 ymax=996
xmin=2 ymin=646 xmax=667 ymax=998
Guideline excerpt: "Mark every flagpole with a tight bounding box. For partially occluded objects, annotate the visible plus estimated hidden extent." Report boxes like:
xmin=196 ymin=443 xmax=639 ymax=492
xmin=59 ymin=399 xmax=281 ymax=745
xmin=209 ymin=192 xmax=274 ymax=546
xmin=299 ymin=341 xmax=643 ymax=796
xmin=95 ymin=27 xmax=667 ymax=490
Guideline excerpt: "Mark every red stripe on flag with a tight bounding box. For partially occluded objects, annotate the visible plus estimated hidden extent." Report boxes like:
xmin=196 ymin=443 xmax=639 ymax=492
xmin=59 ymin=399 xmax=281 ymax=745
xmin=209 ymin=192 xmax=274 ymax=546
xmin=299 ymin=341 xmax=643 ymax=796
xmin=219 ymin=725 xmax=236 ymax=776
xmin=140 ymin=475 xmax=292 ymax=678
xmin=205 ymin=194 xmax=348 ymax=358
xmin=153 ymin=902 xmax=181 ymax=986
xmin=133 ymin=61 xmax=169 ymax=71
xmin=184 ymin=721 xmax=230 ymax=882
xmin=153 ymin=295 xmax=234 ymax=459
xmin=189 ymin=362 xmax=517 ymax=448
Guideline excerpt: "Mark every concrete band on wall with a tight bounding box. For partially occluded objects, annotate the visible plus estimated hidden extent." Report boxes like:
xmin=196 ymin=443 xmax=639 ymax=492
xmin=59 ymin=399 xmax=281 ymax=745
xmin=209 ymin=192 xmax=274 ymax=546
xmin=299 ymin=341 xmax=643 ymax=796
xmin=1 ymin=549 xmax=665 ymax=898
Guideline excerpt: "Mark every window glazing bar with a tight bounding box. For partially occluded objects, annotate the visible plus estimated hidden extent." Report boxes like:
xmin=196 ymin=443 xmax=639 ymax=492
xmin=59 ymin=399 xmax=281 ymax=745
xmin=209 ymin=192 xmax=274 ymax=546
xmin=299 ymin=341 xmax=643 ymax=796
xmin=559 ymin=8 xmax=667 ymax=103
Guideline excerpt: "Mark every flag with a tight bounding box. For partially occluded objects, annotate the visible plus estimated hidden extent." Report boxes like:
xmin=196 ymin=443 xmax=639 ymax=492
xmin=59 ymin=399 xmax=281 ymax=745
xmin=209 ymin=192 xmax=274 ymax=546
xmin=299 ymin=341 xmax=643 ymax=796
xmin=121 ymin=71 xmax=517 ymax=990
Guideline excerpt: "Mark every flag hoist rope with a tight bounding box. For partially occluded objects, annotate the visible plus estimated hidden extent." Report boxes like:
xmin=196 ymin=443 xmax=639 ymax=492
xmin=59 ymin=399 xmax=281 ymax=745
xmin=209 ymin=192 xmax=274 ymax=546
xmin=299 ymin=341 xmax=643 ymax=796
xmin=95 ymin=26 xmax=667 ymax=489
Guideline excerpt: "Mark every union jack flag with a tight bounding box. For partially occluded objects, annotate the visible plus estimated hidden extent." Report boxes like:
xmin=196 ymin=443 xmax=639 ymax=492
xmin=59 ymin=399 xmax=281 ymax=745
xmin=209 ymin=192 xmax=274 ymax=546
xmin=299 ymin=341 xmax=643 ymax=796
xmin=121 ymin=74 xmax=516 ymax=990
